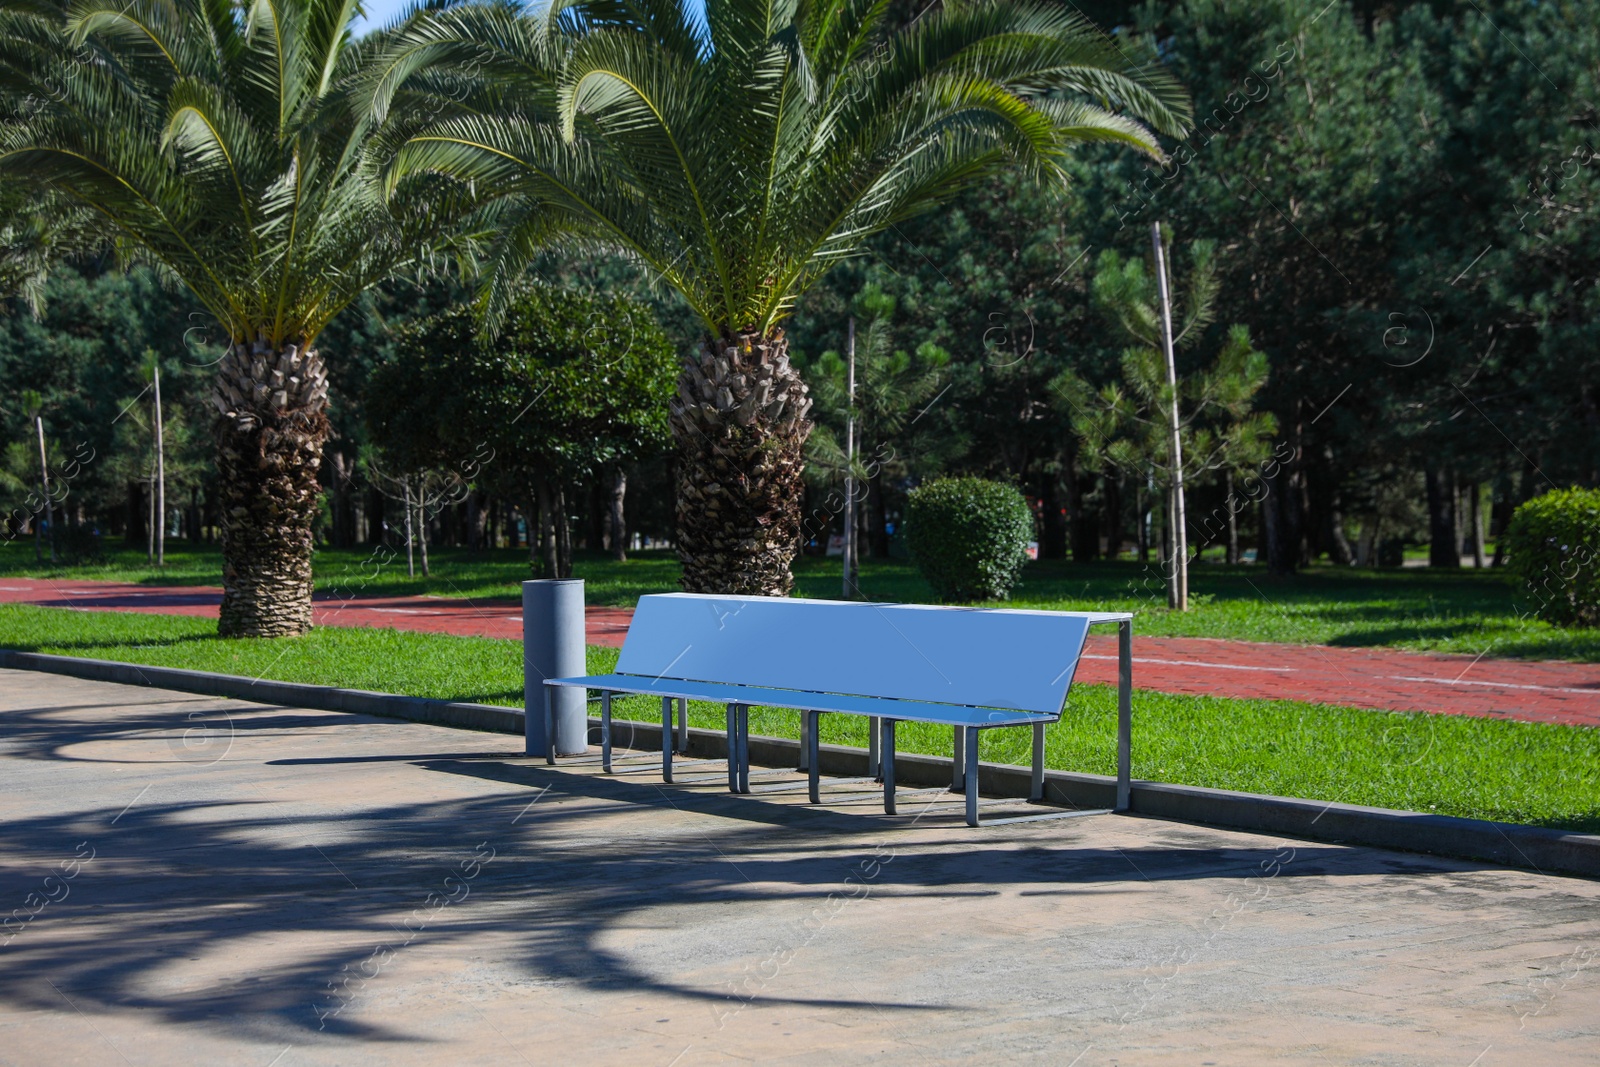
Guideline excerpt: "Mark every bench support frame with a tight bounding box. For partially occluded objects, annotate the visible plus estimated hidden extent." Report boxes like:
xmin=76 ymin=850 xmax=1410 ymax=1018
xmin=661 ymin=696 xmax=674 ymax=782
xmin=601 ymin=691 xmax=613 ymax=772
xmin=880 ymin=719 xmax=897 ymax=815
xmin=964 ymin=726 xmax=981 ymax=826
xmin=806 ymin=711 xmax=821 ymax=803
xmin=545 ymin=611 xmax=1135 ymax=828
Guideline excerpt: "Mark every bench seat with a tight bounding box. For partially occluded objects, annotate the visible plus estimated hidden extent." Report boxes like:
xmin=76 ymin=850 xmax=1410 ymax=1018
xmin=555 ymin=673 xmax=1059 ymax=728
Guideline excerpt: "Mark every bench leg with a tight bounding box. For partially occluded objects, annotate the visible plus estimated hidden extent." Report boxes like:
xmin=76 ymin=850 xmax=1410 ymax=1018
xmin=881 ymin=719 xmax=897 ymax=815
xmin=798 ymin=710 xmax=809 ymax=772
xmin=600 ymin=691 xmax=613 ymax=773
xmin=964 ymin=726 xmax=980 ymax=827
xmin=677 ymin=696 xmax=688 ymax=754
xmin=661 ymin=696 xmax=673 ymax=783
xmin=868 ymin=716 xmax=881 ymax=779
xmin=543 ymin=686 xmax=556 ymax=765
xmin=1117 ymin=619 xmax=1133 ymax=812
xmin=1031 ymin=720 xmax=1045 ymax=802
xmin=951 ymin=725 xmax=965 ymax=792
xmin=736 ymin=705 xmax=751 ymax=793
xmin=807 ymin=711 xmax=821 ymax=804
xmin=725 ymin=704 xmax=737 ymax=792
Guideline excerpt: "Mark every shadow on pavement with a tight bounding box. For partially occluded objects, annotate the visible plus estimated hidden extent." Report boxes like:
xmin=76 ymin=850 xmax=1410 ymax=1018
xmin=0 ymin=686 xmax=1482 ymax=1046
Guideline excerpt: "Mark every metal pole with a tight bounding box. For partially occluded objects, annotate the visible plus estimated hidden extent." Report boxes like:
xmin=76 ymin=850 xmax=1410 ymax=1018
xmin=35 ymin=415 xmax=54 ymax=565
xmin=524 ymin=579 xmax=587 ymax=757
xmin=153 ymin=363 xmax=165 ymax=567
xmin=1151 ymin=222 xmax=1188 ymax=611
xmin=843 ymin=315 xmax=856 ymax=597
xmin=1117 ymin=619 xmax=1133 ymax=811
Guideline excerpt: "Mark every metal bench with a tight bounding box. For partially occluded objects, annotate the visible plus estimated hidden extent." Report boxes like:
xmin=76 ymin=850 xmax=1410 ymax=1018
xmin=543 ymin=593 xmax=1133 ymax=826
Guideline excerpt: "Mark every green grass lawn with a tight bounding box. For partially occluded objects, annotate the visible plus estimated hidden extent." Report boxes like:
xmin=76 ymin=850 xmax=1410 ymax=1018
xmin=3 ymin=603 xmax=1595 ymax=833
xmin=4 ymin=541 xmax=1596 ymax=660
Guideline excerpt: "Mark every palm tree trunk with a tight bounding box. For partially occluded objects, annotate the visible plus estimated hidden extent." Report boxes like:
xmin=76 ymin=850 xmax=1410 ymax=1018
xmin=670 ymin=331 xmax=813 ymax=595
xmin=211 ymin=339 xmax=329 ymax=638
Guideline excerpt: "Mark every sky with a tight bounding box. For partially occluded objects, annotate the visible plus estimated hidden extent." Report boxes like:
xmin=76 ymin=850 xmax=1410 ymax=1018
xmin=352 ymin=0 xmax=710 ymax=35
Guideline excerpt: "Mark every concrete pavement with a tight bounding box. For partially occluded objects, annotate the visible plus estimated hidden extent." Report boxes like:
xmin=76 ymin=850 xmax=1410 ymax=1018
xmin=1 ymin=668 xmax=1597 ymax=1065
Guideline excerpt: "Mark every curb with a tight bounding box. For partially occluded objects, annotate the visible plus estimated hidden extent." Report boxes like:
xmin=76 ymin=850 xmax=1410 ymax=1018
xmin=3 ymin=649 xmax=1596 ymax=879
xmin=0 ymin=648 xmax=522 ymax=735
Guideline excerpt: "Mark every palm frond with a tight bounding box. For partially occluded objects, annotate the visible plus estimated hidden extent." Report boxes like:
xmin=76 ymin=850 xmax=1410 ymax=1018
xmin=371 ymin=0 xmax=1193 ymax=337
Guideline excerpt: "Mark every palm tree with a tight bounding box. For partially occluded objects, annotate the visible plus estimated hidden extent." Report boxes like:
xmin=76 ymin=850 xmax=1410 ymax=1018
xmin=372 ymin=0 xmax=1192 ymax=595
xmin=0 ymin=0 xmax=457 ymax=635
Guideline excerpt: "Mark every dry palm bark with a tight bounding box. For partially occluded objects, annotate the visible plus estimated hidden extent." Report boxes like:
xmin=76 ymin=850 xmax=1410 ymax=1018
xmin=671 ymin=331 xmax=813 ymax=595
xmin=211 ymin=339 xmax=330 ymax=637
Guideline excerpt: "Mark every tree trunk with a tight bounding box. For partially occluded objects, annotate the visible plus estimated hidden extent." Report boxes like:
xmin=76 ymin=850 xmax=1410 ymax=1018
xmin=212 ymin=339 xmax=330 ymax=638
xmin=1225 ymin=472 xmax=1240 ymax=565
xmin=1490 ymin=478 xmax=1513 ymax=567
xmin=1071 ymin=472 xmax=1100 ymax=562
xmin=328 ymin=451 xmax=357 ymax=548
xmin=1262 ymin=466 xmax=1298 ymax=576
xmin=555 ymin=483 xmax=573 ymax=578
xmin=1038 ymin=472 xmax=1067 ymax=560
xmin=153 ymin=364 xmax=165 ymax=568
xmin=1136 ymin=479 xmax=1149 ymax=563
xmin=869 ymin=470 xmax=890 ymax=558
xmin=1469 ymin=480 xmax=1486 ymax=568
xmin=1166 ymin=484 xmax=1179 ymax=608
xmin=466 ymin=489 xmax=484 ymax=551
xmin=1103 ymin=476 xmax=1123 ymax=560
xmin=587 ymin=481 xmax=607 ymax=553
xmin=403 ymin=478 xmax=415 ymax=578
xmin=670 ymin=331 xmax=813 ymax=595
xmin=416 ymin=478 xmax=430 ymax=578
xmin=535 ymin=480 xmax=557 ymax=578
xmin=1425 ymin=465 xmax=1459 ymax=568
xmin=609 ymin=467 xmax=628 ymax=562
xmin=365 ymin=485 xmax=386 ymax=547
xmin=125 ymin=480 xmax=146 ymax=548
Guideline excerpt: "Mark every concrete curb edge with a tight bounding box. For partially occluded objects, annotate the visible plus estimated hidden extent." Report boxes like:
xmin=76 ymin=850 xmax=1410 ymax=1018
xmin=3 ymin=648 xmax=1595 ymax=879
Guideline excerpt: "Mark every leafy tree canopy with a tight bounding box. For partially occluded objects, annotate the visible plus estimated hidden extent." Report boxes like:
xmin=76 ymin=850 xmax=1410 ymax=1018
xmin=365 ymin=284 xmax=677 ymax=489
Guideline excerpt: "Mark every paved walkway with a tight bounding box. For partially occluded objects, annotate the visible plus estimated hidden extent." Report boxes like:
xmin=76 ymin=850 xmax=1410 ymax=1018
xmin=1 ymin=670 xmax=1596 ymax=1065
xmin=3 ymin=578 xmax=1598 ymax=728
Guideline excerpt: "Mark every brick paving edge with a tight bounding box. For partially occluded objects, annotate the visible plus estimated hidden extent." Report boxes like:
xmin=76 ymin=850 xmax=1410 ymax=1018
xmin=3 ymin=648 xmax=1595 ymax=880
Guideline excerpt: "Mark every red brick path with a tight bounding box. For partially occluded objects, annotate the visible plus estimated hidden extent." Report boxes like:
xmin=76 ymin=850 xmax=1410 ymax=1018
xmin=3 ymin=578 xmax=1596 ymax=728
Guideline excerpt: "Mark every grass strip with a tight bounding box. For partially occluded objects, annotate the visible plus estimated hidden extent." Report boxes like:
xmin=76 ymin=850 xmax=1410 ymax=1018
xmin=3 ymin=604 xmax=1595 ymax=833
xmin=4 ymin=544 xmax=1596 ymax=661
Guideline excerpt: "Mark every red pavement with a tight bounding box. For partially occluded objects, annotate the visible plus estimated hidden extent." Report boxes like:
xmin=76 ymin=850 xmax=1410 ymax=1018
xmin=3 ymin=577 xmax=1596 ymax=728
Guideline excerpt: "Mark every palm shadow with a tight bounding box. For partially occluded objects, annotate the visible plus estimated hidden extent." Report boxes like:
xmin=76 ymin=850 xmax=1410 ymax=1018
xmin=0 ymin=688 xmax=1517 ymax=1048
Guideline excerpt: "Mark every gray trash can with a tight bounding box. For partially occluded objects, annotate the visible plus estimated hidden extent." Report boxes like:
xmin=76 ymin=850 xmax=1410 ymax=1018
xmin=524 ymin=579 xmax=587 ymax=756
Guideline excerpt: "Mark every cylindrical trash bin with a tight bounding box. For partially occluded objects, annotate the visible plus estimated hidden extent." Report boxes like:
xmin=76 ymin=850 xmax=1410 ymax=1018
xmin=524 ymin=579 xmax=587 ymax=757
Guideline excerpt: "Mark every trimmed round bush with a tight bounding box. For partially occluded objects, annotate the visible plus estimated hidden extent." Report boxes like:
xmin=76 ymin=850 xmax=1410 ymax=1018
xmin=904 ymin=477 xmax=1034 ymax=601
xmin=1503 ymin=487 xmax=1600 ymax=628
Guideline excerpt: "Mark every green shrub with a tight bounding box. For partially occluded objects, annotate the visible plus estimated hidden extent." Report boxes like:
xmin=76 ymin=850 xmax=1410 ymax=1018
xmin=904 ymin=477 xmax=1034 ymax=601
xmin=1503 ymin=488 xmax=1600 ymax=628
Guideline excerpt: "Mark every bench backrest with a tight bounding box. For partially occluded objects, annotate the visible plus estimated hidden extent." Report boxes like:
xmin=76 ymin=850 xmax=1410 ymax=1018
xmin=615 ymin=593 xmax=1103 ymax=714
